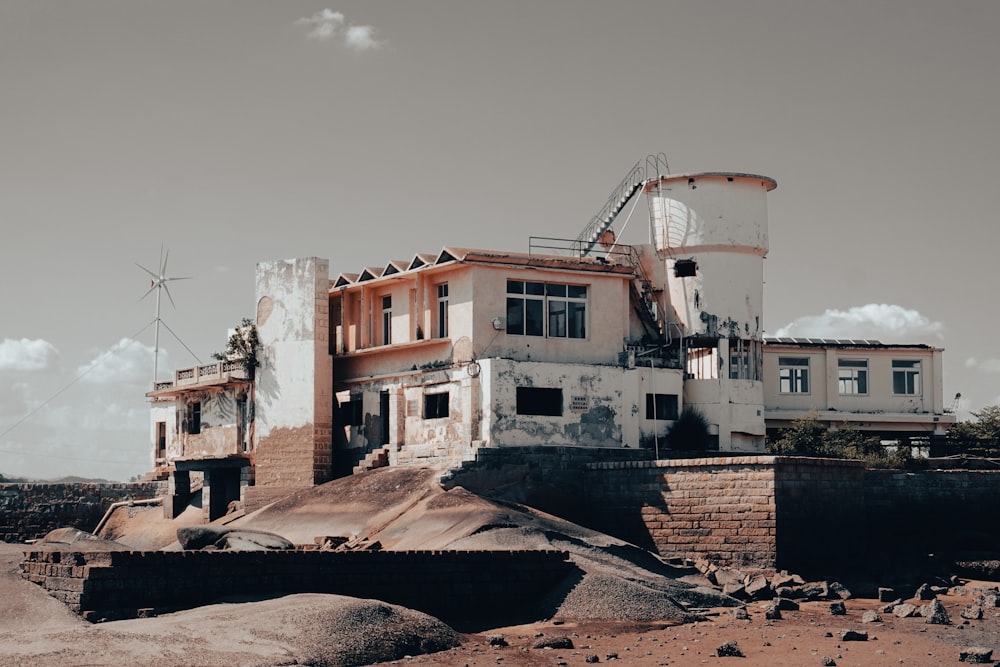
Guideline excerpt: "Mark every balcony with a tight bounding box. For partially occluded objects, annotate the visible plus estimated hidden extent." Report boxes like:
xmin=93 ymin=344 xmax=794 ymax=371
xmin=149 ymin=361 xmax=251 ymax=396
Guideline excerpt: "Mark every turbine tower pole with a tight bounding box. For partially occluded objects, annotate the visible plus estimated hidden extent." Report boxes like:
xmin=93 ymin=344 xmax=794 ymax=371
xmin=138 ymin=246 xmax=192 ymax=386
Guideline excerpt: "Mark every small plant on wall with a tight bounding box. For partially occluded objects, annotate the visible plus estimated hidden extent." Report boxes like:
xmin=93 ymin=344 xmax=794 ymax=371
xmin=212 ymin=318 xmax=260 ymax=377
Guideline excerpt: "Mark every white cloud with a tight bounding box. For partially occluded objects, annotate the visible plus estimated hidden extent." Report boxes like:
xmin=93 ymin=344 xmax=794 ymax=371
xmin=295 ymin=9 xmax=383 ymax=50
xmin=965 ymin=357 xmax=1000 ymax=373
xmin=76 ymin=338 xmax=160 ymax=385
xmin=0 ymin=338 xmax=59 ymax=371
xmin=773 ymin=304 xmax=944 ymax=343
xmin=345 ymin=25 xmax=382 ymax=51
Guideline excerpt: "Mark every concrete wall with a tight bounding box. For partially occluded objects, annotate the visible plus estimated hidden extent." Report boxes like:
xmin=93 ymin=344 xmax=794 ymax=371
xmin=255 ymin=257 xmax=334 ymax=487
xmin=22 ymin=548 xmax=575 ymax=629
xmin=0 ymin=483 xmax=165 ymax=543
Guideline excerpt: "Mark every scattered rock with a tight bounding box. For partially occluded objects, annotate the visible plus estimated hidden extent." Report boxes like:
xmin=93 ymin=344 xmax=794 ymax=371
xmin=745 ymin=574 xmax=772 ymax=600
xmin=723 ymin=581 xmax=748 ymax=599
xmin=977 ymin=593 xmax=1000 ymax=608
xmin=829 ymin=601 xmax=846 ymax=616
xmin=176 ymin=526 xmax=294 ymax=551
xmin=764 ymin=605 xmax=782 ymax=620
xmin=731 ymin=606 xmax=750 ymax=620
xmin=488 ymin=635 xmax=508 ymax=647
xmin=959 ymin=647 xmax=994 ymax=663
xmin=716 ymin=641 xmax=744 ymax=657
xmin=893 ymin=603 xmax=919 ymax=618
xmin=532 ymin=636 xmax=574 ymax=650
xmin=775 ymin=598 xmax=800 ymax=611
xmin=861 ymin=610 xmax=882 ymax=624
xmin=585 ymin=654 xmax=600 ymax=663
xmin=961 ymin=605 xmax=984 ymax=621
xmin=920 ymin=599 xmax=951 ymax=625
xmin=605 ymin=652 xmax=619 ymax=660
xmin=840 ymin=630 xmax=868 ymax=642
xmin=829 ymin=582 xmax=851 ymax=600
xmin=821 ymin=657 xmax=837 ymax=666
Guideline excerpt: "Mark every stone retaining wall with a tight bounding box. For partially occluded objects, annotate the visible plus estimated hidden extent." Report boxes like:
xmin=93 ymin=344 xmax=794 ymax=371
xmin=0 ymin=483 xmax=165 ymax=543
xmin=21 ymin=548 xmax=575 ymax=628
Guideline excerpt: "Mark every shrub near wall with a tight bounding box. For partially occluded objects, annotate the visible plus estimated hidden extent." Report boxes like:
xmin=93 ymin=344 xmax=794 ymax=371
xmin=0 ymin=483 xmax=164 ymax=543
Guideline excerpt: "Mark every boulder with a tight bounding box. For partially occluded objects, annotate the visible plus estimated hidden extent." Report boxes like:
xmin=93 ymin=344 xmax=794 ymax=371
xmin=829 ymin=601 xmax=846 ymax=616
xmin=744 ymin=574 xmax=772 ymax=600
xmin=828 ymin=581 xmax=852 ymax=600
xmin=533 ymin=635 xmax=574 ymax=650
xmin=764 ymin=604 xmax=781 ymax=620
xmin=731 ymin=606 xmax=750 ymax=620
xmin=862 ymin=610 xmax=882 ymax=623
xmin=893 ymin=603 xmax=919 ymax=618
xmin=840 ymin=630 xmax=868 ymax=642
xmin=959 ymin=647 xmax=994 ymax=664
xmin=920 ymin=599 xmax=951 ymax=625
xmin=775 ymin=598 xmax=800 ymax=611
xmin=177 ymin=525 xmax=294 ymax=551
xmin=961 ymin=605 xmax=984 ymax=621
xmin=716 ymin=641 xmax=744 ymax=657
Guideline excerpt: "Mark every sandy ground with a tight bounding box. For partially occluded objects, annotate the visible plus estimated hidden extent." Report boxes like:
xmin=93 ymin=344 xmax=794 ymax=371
xmin=4 ymin=468 xmax=1000 ymax=666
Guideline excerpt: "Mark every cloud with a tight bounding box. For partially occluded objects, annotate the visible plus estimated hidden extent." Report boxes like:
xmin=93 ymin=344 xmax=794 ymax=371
xmin=76 ymin=338 xmax=161 ymax=386
xmin=0 ymin=338 xmax=59 ymax=371
xmin=773 ymin=304 xmax=944 ymax=343
xmin=965 ymin=357 xmax=1000 ymax=373
xmin=295 ymin=9 xmax=383 ymax=51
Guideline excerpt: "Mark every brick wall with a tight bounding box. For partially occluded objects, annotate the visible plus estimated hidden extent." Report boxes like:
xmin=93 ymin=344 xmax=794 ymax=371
xmin=21 ymin=549 xmax=575 ymax=629
xmin=0 ymin=483 xmax=165 ymax=544
xmin=584 ymin=457 xmax=780 ymax=568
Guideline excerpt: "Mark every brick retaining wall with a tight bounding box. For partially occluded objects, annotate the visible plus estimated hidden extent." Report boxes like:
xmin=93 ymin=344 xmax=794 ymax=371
xmin=0 ymin=483 xmax=165 ymax=544
xmin=21 ymin=548 xmax=576 ymax=628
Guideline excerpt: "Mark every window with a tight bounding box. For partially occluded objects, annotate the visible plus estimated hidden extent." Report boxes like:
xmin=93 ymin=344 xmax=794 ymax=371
xmin=436 ymin=284 xmax=449 ymax=338
xmin=892 ymin=360 xmax=921 ymax=395
xmin=424 ymin=391 xmax=450 ymax=419
xmin=381 ymin=295 xmax=392 ymax=345
xmin=645 ymin=393 xmax=679 ymax=420
xmin=686 ymin=343 xmax=719 ymax=380
xmin=778 ymin=357 xmax=810 ymax=394
xmin=673 ymin=258 xmax=697 ymax=277
xmin=516 ymin=387 xmax=563 ymax=416
xmin=340 ymin=396 xmax=363 ymax=426
xmin=156 ymin=421 xmax=167 ymax=459
xmin=185 ymin=401 xmax=201 ymax=434
xmin=729 ymin=339 xmax=762 ymax=381
xmin=838 ymin=359 xmax=869 ymax=395
xmin=506 ymin=280 xmax=586 ymax=339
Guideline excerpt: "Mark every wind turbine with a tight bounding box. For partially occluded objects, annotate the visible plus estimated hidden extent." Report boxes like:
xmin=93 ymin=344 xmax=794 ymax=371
xmin=137 ymin=247 xmax=192 ymax=384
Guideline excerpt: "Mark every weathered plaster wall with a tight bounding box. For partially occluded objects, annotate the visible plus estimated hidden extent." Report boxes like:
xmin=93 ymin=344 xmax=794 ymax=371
xmin=176 ymin=387 xmax=248 ymax=459
xmin=0 ymin=483 xmax=165 ymax=543
xmin=255 ymin=257 xmax=333 ymax=487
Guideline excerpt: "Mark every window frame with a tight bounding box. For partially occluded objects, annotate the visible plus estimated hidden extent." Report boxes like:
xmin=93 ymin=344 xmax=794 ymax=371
xmin=186 ymin=401 xmax=202 ymax=435
xmin=381 ymin=295 xmax=392 ymax=346
xmin=515 ymin=387 xmax=563 ymax=416
xmin=838 ymin=358 xmax=869 ymax=396
xmin=645 ymin=393 xmax=679 ymax=421
xmin=436 ymin=283 xmax=449 ymax=338
xmin=892 ymin=359 xmax=922 ymax=396
xmin=506 ymin=280 xmax=587 ymax=340
xmin=423 ymin=391 xmax=450 ymax=420
xmin=778 ymin=357 xmax=810 ymax=394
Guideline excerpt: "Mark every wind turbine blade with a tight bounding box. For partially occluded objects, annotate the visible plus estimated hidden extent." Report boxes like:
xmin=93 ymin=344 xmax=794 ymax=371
xmin=139 ymin=285 xmax=156 ymax=301
xmin=165 ymin=276 xmax=193 ymax=282
xmin=163 ymin=283 xmax=177 ymax=309
xmin=136 ymin=263 xmax=159 ymax=280
xmin=162 ymin=248 xmax=169 ymax=275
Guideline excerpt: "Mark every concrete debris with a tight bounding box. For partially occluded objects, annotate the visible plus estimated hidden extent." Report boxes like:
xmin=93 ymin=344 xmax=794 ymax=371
xmin=959 ymin=647 xmax=994 ymax=663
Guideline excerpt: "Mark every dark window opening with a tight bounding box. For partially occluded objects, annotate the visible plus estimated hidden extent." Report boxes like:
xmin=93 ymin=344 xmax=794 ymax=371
xmin=424 ymin=392 xmax=450 ymax=419
xmin=674 ymin=259 xmax=697 ymax=277
xmin=156 ymin=421 xmax=166 ymax=458
xmin=516 ymin=387 xmax=563 ymax=416
xmin=645 ymin=393 xmax=679 ymax=420
xmin=340 ymin=396 xmax=363 ymax=426
xmin=186 ymin=401 xmax=201 ymax=435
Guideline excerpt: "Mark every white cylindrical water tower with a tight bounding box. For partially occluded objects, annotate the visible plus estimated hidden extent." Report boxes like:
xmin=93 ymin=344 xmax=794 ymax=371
xmin=645 ymin=172 xmax=777 ymax=452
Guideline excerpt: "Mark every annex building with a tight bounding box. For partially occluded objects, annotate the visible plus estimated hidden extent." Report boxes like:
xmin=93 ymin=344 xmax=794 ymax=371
xmin=146 ymin=158 xmax=954 ymax=518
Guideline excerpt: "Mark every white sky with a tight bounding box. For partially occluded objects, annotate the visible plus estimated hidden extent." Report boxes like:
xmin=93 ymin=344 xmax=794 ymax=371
xmin=2 ymin=1 xmax=998 ymax=480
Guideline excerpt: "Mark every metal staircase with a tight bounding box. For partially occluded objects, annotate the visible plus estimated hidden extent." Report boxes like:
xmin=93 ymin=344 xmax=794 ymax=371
xmin=575 ymin=153 xmax=669 ymax=257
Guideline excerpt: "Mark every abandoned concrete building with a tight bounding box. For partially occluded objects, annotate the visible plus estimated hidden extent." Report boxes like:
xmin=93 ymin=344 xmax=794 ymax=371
xmin=147 ymin=159 xmax=955 ymax=518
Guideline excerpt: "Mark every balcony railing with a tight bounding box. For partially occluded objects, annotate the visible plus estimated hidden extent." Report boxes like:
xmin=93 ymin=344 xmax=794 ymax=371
xmin=151 ymin=360 xmax=250 ymax=391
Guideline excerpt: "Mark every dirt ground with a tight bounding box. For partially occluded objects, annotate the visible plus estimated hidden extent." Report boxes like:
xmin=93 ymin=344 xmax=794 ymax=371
xmin=384 ymin=592 xmax=1000 ymax=667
